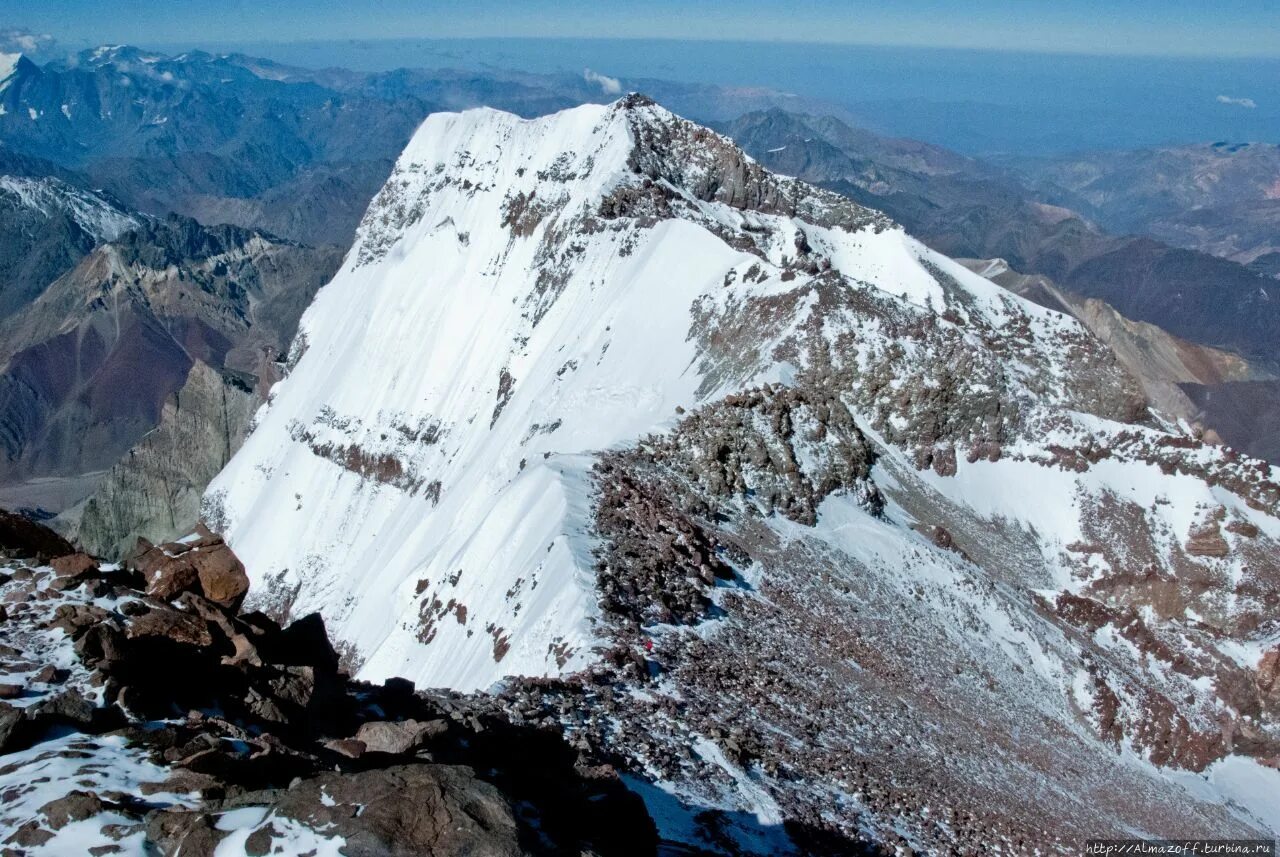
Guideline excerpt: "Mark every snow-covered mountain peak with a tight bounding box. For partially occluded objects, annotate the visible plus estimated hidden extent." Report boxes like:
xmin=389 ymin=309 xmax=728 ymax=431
xmin=204 ymin=96 xmax=1146 ymax=692
xmin=353 ymin=95 xmax=893 ymax=273
xmin=203 ymin=98 xmax=1280 ymax=849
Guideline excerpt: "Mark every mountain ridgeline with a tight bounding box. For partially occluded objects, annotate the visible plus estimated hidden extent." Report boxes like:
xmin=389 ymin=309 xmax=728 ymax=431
xmin=0 ymin=42 xmax=1278 ymax=855
xmin=199 ymin=97 xmax=1280 ymax=853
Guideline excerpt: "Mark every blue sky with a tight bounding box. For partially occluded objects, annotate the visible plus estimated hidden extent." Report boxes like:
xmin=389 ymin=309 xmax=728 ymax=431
xmin=2 ymin=0 xmax=1279 ymax=58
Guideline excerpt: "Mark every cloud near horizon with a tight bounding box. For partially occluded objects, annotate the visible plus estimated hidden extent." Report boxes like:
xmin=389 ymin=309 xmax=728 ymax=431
xmin=1216 ymin=94 xmax=1257 ymax=109
xmin=0 ymin=26 xmax=55 ymax=56
xmin=583 ymin=67 xmax=621 ymax=96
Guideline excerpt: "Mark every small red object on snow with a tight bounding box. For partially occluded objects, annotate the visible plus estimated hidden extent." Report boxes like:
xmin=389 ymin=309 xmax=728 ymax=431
xmin=643 ymin=639 xmax=654 ymax=652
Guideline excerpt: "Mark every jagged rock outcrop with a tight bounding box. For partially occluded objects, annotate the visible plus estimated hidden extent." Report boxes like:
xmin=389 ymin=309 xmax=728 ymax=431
xmin=0 ymin=214 xmax=340 ymax=521
xmin=0 ymin=515 xmax=656 ymax=855
xmin=0 ymin=506 xmax=74 ymax=560
xmin=0 ymin=162 xmax=141 ymax=321
xmin=66 ymin=361 xmax=259 ymax=558
xmin=959 ymin=256 xmax=1280 ymax=464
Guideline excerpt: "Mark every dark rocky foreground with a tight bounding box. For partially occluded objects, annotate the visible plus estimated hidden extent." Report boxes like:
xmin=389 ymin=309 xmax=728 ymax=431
xmin=0 ymin=514 xmax=656 ymax=855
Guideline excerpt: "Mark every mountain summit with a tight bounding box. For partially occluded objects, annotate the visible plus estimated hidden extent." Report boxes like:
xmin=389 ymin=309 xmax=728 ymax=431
xmin=204 ymin=96 xmax=1280 ymax=851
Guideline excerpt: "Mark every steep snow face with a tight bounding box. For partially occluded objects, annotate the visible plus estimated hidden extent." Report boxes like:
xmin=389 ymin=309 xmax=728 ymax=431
xmin=205 ymin=97 xmax=1089 ymax=691
xmin=0 ymin=175 xmax=140 ymax=241
xmin=204 ymin=98 xmax=1280 ymax=849
xmin=0 ymin=53 xmax=21 ymax=94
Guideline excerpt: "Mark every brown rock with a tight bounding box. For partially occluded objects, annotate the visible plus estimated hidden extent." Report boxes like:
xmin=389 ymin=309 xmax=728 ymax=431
xmin=4 ymin=820 xmax=54 ymax=847
xmin=0 ymin=701 xmax=22 ymax=751
xmin=223 ymin=632 xmax=261 ymax=667
xmin=27 ymin=688 xmax=96 ymax=728
xmin=50 ymin=602 xmax=111 ymax=636
xmin=74 ymin=623 xmax=129 ymax=668
xmin=47 ymin=574 xmax=87 ymax=592
xmin=39 ymin=790 xmax=106 ymax=829
xmin=145 ymin=810 xmax=226 ymax=856
xmin=127 ymin=607 xmax=213 ymax=647
xmin=266 ymin=765 xmax=524 ymax=856
xmin=136 ymin=537 xmax=248 ymax=608
xmin=141 ymin=770 xmax=223 ymax=798
xmin=0 ymin=509 xmax=75 ymax=561
xmin=931 ymin=444 xmax=958 ymax=476
xmin=355 ymin=718 xmax=446 ymax=755
xmin=1226 ymin=520 xmax=1260 ymax=539
xmin=50 ymin=552 xmax=99 ymax=579
xmin=324 ymin=737 xmax=367 ymax=759
xmin=264 ymin=666 xmax=319 ymax=712
xmin=1186 ymin=521 xmax=1230 ymax=558
xmin=187 ymin=544 xmax=249 ymax=609
xmin=32 ymin=665 xmax=67 ymax=684
xmin=125 ymin=538 xmax=167 ymax=577
xmin=146 ymin=560 xmax=201 ymax=603
xmin=1258 ymin=649 xmax=1280 ymax=706
xmin=0 ymin=684 xmax=22 ymax=699
xmin=158 ymin=541 xmax=194 ymax=557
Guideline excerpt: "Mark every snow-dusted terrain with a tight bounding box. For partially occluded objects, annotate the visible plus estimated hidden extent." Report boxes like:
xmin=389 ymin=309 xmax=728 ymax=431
xmin=0 ymin=175 xmax=139 ymax=243
xmin=204 ymin=96 xmax=1280 ymax=852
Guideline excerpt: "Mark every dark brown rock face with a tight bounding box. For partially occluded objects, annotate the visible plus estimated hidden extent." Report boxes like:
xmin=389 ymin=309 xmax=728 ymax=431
xmin=1185 ymin=519 xmax=1230 ymax=557
xmin=0 ymin=509 xmax=75 ymax=560
xmin=126 ymin=535 xmax=249 ymax=609
xmin=593 ymin=382 xmax=881 ymax=627
xmin=620 ymin=95 xmax=891 ymax=235
xmin=49 ymin=552 xmax=98 ymax=579
xmin=251 ymin=766 xmax=523 ymax=857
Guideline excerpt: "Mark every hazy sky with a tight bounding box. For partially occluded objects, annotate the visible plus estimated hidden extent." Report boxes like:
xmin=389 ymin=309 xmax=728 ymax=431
xmin=2 ymin=0 xmax=1278 ymax=58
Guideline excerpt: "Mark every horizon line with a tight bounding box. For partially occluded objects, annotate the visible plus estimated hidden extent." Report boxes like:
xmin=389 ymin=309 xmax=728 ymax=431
xmin=41 ymin=33 xmax=1280 ymax=64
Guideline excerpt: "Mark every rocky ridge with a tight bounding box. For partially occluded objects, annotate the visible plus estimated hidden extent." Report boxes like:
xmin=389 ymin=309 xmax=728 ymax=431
xmin=69 ymin=360 xmax=260 ymax=558
xmin=0 ymin=515 xmax=655 ymax=855
xmin=958 ymin=256 xmax=1280 ymax=463
xmin=0 ymin=165 xmax=141 ymax=322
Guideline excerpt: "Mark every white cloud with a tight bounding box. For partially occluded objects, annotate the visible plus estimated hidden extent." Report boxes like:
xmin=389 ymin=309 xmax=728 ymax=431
xmin=1216 ymin=94 xmax=1257 ymax=109
xmin=0 ymin=27 xmax=55 ymax=57
xmin=584 ymin=67 xmax=621 ymax=96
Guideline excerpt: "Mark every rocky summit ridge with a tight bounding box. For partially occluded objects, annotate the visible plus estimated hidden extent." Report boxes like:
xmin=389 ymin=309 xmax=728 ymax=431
xmin=193 ymin=95 xmax=1280 ymax=852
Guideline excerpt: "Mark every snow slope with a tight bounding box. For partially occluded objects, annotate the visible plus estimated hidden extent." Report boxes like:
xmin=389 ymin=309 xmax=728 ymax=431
xmin=0 ymin=175 xmax=140 ymax=242
xmin=0 ymin=53 xmax=21 ymax=95
xmin=206 ymin=97 xmax=1076 ymax=691
xmin=204 ymin=96 xmax=1280 ymax=851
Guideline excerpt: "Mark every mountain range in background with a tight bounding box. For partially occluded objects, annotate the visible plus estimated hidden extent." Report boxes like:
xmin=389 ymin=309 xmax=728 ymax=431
xmin=1005 ymin=142 xmax=1280 ymax=273
xmin=2 ymin=43 xmax=1277 ymax=553
xmin=139 ymin=38 xmax=1280 ymax=155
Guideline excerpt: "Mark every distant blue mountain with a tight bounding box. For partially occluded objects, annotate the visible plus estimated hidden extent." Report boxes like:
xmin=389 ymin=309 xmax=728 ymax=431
xmin=149 ymin=38 xmax=1280 ymax=156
